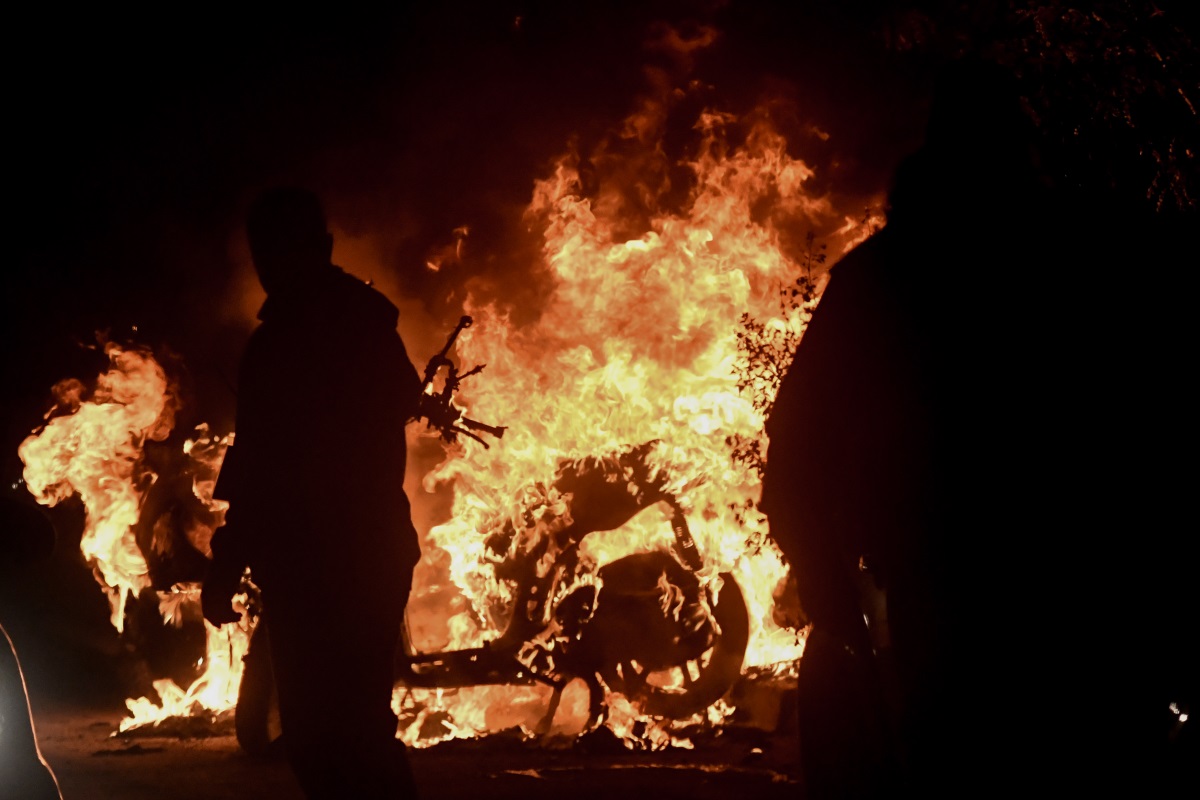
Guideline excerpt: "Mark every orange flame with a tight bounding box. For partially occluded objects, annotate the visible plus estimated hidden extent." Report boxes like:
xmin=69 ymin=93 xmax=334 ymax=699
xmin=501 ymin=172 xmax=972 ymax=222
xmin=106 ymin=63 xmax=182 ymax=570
xmin=404 ymin=101 xmax=877 ymax=742
xmin=17 ymin=345 xmax=250 ymax=729
xmin=19 ymin=343 xmax=171 ymax=631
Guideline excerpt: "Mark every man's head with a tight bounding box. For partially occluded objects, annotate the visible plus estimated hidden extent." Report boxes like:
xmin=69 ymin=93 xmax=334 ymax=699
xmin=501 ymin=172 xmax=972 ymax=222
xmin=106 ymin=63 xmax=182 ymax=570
xmin=245 ymin=187 xmax=334 ymax=295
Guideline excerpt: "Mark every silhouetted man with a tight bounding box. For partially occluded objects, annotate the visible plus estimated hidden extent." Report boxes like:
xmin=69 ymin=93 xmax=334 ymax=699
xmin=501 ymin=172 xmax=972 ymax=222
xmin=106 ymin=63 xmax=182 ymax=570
xmin=761 ymin=61 xmax=1086 ymax=796
xmin=202 ymin=187 xmax=422 ymax=798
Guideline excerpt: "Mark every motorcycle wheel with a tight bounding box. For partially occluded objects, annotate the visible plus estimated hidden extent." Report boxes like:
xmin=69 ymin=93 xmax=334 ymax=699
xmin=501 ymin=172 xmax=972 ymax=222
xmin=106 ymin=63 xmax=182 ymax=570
xmin=608 ymin=571 xmax=750 ymax=719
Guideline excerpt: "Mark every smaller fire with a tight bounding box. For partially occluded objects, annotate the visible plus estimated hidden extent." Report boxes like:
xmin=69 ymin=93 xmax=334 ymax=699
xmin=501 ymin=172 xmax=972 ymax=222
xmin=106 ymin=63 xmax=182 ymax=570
xmin=120 ymin=584 xmax=250 ymax=732
xmin=18 ymin=343 xmax=251 ymax=730
xmin=19 ymin=343 xmax=170 ymax=631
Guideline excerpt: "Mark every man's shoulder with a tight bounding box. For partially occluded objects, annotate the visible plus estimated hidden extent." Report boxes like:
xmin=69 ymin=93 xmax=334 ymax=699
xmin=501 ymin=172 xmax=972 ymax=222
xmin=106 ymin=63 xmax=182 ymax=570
xmin=325 ymin=267 xmax=401 ymax=330
xmin=253 ymin=268 xmax=401 ymax=333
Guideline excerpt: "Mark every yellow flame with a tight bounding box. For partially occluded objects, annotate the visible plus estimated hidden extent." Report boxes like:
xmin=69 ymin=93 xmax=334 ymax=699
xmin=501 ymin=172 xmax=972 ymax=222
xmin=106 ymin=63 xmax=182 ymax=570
xmin=120 ymin=586 xmax=252 ymax=731
xmin=18 ymin=344 xmax=250 ymax=729
xmin=19 ymin=343 xmax=169 ymax=630
xmin=404 ymin=106 xmax=867 ymax=740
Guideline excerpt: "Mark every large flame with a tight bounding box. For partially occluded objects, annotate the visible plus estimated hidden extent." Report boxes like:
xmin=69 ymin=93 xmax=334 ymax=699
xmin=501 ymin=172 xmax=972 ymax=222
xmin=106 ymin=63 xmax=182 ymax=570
xmin=402 ymin=101 xmax=876 ymax=743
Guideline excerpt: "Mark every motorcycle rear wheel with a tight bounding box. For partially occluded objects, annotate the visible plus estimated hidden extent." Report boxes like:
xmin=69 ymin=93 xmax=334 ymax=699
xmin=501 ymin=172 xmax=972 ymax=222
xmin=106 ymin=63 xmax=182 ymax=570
xmin=605 ymin=571 xmax=750 ymax=719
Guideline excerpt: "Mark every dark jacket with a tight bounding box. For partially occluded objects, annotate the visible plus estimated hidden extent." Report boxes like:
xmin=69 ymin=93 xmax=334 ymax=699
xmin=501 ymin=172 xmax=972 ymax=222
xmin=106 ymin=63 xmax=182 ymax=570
xmin=211 ymin=266 xmax=422 ymax=593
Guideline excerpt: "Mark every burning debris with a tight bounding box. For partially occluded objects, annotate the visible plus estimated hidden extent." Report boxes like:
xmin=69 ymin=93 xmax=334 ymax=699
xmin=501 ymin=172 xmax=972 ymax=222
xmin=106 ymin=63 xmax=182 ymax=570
xmin=383 ymin=441 xmax=750 ymax=750
xmin=413 ymin=315 xmax=508 ymax=449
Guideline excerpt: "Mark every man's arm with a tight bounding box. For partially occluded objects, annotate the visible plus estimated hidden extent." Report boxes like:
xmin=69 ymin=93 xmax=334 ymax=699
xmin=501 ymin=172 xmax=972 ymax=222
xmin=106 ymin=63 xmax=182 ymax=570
xmin=201 ymin=442 xmax=249 ymax=626
xmin=200 ymin=533 xmax=245 ymax=626
xmin=200 ymin=336 xmax=270 ymax=627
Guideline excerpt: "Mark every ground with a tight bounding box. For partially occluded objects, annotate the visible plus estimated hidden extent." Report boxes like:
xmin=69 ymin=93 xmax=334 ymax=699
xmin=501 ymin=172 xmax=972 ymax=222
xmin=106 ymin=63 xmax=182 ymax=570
xmin=33 ymin=699 xmax=802 ymax=800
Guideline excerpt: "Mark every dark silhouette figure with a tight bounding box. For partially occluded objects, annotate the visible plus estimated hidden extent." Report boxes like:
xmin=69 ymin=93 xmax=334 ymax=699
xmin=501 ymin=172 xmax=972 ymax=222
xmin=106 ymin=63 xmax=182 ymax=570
xmin=202 ymin=188 xmax=422 ymax=798
xmin=1 ymin=496 xmax=64 ymax=800
xmin=760 ymin=59 xmax=1151 ymax=795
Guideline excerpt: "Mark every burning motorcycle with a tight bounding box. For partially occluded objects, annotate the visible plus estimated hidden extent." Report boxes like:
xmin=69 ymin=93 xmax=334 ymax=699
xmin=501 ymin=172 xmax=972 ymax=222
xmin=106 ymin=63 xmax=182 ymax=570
xmin=233 ymin=318 xmax=750 ymax=754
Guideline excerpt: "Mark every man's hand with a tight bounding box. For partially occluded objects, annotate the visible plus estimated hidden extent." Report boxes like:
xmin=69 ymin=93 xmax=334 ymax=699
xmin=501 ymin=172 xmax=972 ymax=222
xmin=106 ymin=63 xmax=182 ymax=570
xmin=202 ymin=524 xmax=249 ymax=627
xmin=201 ymin=559 xmax=244 ymax=627
xmin=201 ymin=574 xmax=242 ymax=626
